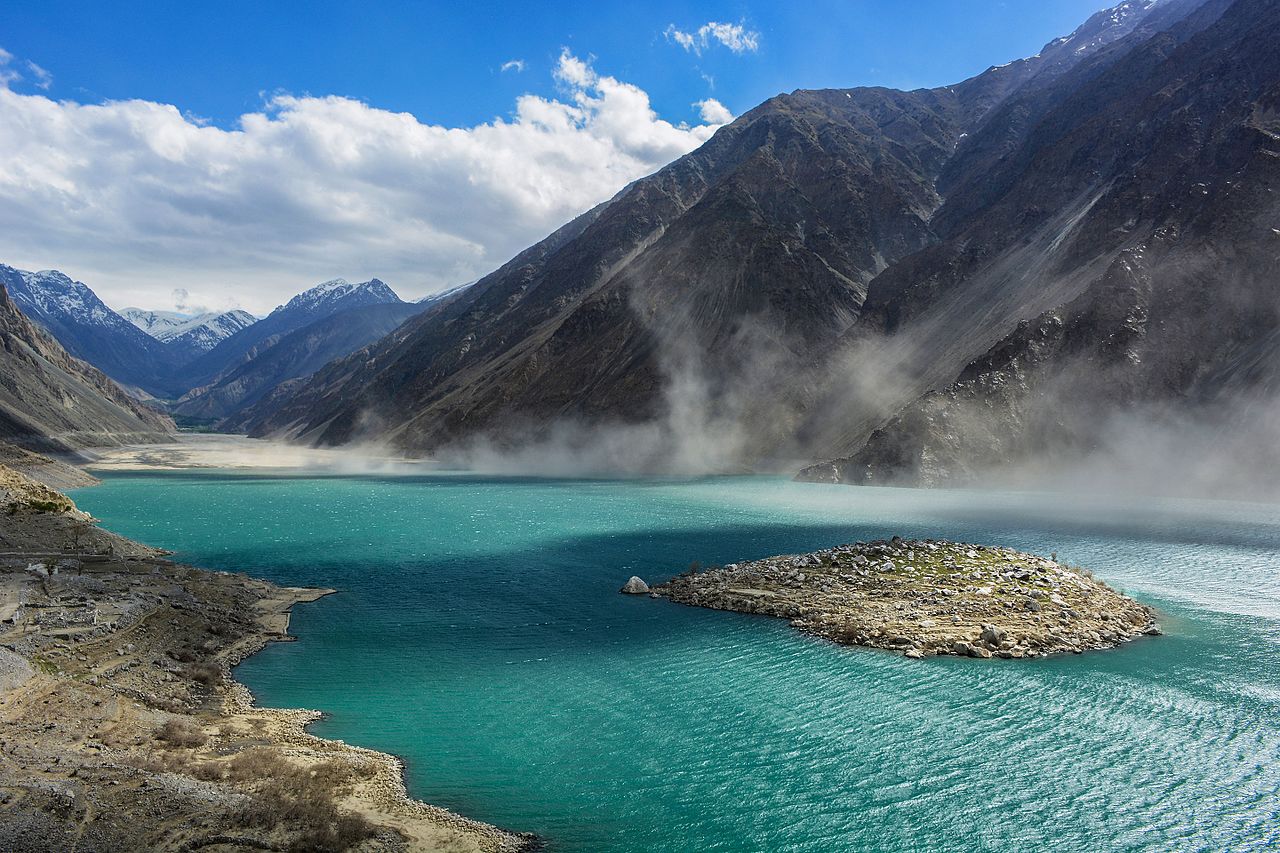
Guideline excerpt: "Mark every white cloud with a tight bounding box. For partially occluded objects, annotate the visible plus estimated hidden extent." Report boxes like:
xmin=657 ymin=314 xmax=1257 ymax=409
xmin=694 ymin=98 xmax=733 ymax=124
xmin=0 ymin=50 xmax=721 ymax=314
xmin=500 ymin=59 xmax=525 ymax=73
xmin=666 ymin=27 xmax=699 ymax=52
xmin=0 ymin=49 xmax=19 ymax=87
xmin=25 ymin=61 xmax=52 ymax=90
xmin=665 ymin=21 xmax=760 ymax=56
xmin=0 ymin=48 xmax=52 ymax=90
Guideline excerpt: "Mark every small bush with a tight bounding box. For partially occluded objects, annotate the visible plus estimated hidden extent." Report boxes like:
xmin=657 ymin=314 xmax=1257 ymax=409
xmin=190 ymin=761 xmax=228 ymax=782
xmin=169 ymin=647 xmax=198 ymax=664
xmin=186 ymin=662 xmax=222 ymax=687
xmin=156 ymin=718 xmax=208 ymax=749
xmin=226 ymin=747 xmax=291 ymax=782
xmin=27 ymin=498 xmax=69 ymax=514
xmin=835 ymin=623 xmax=864 ymax=645
xmin=235 ymin=755 xmax=378 ymax=852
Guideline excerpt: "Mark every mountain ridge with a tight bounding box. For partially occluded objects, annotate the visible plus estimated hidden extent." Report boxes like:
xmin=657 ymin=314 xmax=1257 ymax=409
xmin=171 ymin=277 xmax=405 ymax=393
xmin=0 ymin=265 xmax=178 ymax=397
xmin=0 ymin=281 xmax=174 ymax=452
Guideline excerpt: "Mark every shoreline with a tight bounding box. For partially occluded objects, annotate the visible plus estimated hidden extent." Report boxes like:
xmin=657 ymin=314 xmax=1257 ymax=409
xmin=0 ymin=452 xmax=538 ymax=852
xmin=220 ymin=586 xmax=538 ymax=852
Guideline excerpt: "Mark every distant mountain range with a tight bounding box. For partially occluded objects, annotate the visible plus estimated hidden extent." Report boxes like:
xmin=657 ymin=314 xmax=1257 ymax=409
xmin=0 ymin=267 xmax=428 ymax=429
xmin=168 ymin=278 xmax=418 ymax=418
xmin=175 ymin=299 xmax=424 ymax=421
xmin=0 ymin=266 xmax=178 ymax=397
xmin=122 ymin=307 xmax=258 ymax=362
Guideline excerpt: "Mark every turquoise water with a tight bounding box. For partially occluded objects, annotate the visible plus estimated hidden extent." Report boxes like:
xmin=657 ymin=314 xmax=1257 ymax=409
xmin=74 ymin=473 xmax=1280 ymax=852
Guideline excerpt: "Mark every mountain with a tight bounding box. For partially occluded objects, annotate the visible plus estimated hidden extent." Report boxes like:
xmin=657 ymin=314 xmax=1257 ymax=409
xmin=417 ymin=282 xmax=474 ymax=305
xmin=122 ymin=307 xmax=205 ymax=338
xmin=0 ymin=281 xmax=174 ymax=452
xmin=171 ymin=278 xmax=404 ymax=392
xmin=797 ymin=0 xmax=1277 ymax=486
xmin=0 ymin=266 xmax=178 ymax=397
xmin=239 ymin=0 xmax=1279 ymax=491
xmin=122 ymin=307 xmax=258 ymax=361
xmin=174 ymin=301 xmax=426 ymax=422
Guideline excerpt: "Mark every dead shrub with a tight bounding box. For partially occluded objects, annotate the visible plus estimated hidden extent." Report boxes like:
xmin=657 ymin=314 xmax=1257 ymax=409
xmin=186 ymin=662 xmax=222 ymax=688
xmin=236 ymin=760 xmax=378 ymax=852
xmin=226 ymin=747 xmax=290 ymax=782
xmin=190 ymin=761 xmax=228 ymax=782
xmin=156 ymin=718 xmax=208 ymax=749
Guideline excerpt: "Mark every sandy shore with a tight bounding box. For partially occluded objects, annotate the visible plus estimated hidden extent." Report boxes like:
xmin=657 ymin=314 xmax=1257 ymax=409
xmin=85 ymin=434 xmax=440 ymax=476
xmin=0 ymin=457 xmax=535 ymax=852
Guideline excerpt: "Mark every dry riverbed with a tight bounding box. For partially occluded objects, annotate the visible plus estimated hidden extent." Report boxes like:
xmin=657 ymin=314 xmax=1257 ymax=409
xmin=0 ymin=460 xmax=534 ymax=852
xmin=652 ymin=537 xmax=1160 ymax=659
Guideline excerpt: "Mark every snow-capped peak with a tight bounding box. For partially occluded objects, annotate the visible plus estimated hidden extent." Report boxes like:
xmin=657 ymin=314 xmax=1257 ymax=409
xmin=123 ymin=306 xmax=258 ymax=353
xmin=272 ymin=277 xmax=401 ymax=317
xmin=1 ymin=265 xmax=121 ymax=327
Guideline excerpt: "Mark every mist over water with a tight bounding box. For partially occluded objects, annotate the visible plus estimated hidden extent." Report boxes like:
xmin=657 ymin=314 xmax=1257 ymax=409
xmin=73 ymin=470 xmax=1280 ymax=852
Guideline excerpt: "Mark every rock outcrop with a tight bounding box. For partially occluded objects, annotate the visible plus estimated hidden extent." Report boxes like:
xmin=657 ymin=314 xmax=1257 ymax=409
xmin=620 ymin=576 xmax=651 ymax=595
xmin=653 ymin=538 xmax=1159 ymax=658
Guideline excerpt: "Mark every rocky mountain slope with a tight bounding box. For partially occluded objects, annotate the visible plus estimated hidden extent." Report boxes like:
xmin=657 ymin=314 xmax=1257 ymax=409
xmin=122 ymin=307 xmax=257 ymax=362
xmin=0 ymin=281 xmax=174 ymax=452
xmin=234 ymin=0 xmax=1255 ymax=480
xmin=0 ymin=266 xmax=178 ymax=397
xmin=799 ymin=0 xmax=1279 ymax=488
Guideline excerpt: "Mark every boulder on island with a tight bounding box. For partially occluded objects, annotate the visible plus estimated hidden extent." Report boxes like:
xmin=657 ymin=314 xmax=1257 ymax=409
xmin=620 ymin=576 xmax=650 ymax=595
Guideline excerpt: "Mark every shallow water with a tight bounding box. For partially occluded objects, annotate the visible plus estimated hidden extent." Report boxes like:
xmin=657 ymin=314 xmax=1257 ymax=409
xmin=74 ymin=473 xmax=1280 ymax=852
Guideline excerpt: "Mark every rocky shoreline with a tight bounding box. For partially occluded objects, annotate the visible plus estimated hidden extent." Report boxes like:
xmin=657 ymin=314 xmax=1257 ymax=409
xmin=652 ymin=538 xmax=1160 ymax=659
xmin=0 ymin=459 xmax=536 ymax=852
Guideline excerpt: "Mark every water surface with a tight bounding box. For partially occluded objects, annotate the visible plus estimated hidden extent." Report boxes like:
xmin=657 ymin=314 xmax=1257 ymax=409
xmin=74 ymin=473 xmax=1280 ymax=852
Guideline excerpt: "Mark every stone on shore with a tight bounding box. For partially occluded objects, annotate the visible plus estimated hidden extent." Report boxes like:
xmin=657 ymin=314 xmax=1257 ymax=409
xmin=620 ymin=576 xmax=651 ymax=594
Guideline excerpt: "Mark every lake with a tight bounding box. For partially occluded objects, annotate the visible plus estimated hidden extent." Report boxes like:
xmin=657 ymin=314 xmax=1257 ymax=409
xmin=74 ymin=472 xmax=1280 ymax=852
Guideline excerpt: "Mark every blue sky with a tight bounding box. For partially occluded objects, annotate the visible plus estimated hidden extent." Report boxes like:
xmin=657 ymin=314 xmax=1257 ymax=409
xmin=3 ymin=1 xmax=1114 ymax=129
xmin=0 ymin=1 xmax=1118 ymax=313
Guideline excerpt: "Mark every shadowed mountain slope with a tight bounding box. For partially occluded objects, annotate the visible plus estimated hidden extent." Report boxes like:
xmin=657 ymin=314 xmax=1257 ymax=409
xmin=172 ymin=278 xmax=404 ymax=394
xmin=800 ymin=0 xmax=1278 ymax=486
xmin=233 ymin=0 xmax=1174 ymax=460
xmin=176 ymin=301 xmax=426 ymax=422
xmin=0 ymin=266 xmax=178 ymax=397
xmin=0 ymin=282 xmax=174 ymax=452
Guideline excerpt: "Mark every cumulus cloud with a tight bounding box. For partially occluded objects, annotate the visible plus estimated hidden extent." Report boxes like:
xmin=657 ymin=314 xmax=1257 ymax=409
xmin=694 ymin=98 xmax=733 ymax=124
xmin=665 ymin=21 xmax=760 ymax=55
xmin=500 ymin=59 xmax=525 ymax=73
xmin=0 ymin=50 xmax=721 ymax=313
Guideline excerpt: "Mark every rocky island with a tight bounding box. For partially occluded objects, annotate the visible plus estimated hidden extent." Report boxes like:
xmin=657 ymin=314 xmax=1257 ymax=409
xmin=0 ymin=459 xmax=534 ymax=853
xmin=653 ymin=538 xmax=1159 ymax=659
